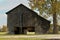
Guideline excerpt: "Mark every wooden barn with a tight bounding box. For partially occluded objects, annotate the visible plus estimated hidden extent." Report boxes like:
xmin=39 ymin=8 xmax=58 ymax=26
xmin=6 ymin=4 xmax=50 ymax=34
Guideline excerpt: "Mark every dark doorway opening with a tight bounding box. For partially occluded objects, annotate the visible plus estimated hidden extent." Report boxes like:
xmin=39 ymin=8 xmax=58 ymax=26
xmin=22 ymin=27 xmax=35 ymax=34
xmin=14 ymin=27 xmax=20 ymax=34
xmin=27 ymin=27 xmax=35 ymax=32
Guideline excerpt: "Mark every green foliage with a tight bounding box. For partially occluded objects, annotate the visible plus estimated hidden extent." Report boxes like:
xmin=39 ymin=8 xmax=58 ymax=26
xmin=29 ymin=0 xmax=60 ymax=15
xmin=1 ymin=25 xmax=8 ymax=32
xmin=29 ymin=0 xmax=52 ymax=18
xmin=29 ymin=0 xmax=45 ymax=14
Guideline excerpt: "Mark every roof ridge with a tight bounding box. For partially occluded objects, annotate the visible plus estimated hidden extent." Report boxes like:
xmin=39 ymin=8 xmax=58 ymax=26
xmin=6 ymin=4 xmax=50 ymax=22
xmin=6 ymin=4 xmax=24 ymax=14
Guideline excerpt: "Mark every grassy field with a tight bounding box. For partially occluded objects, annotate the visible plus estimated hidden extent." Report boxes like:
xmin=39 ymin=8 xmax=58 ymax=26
xmin=0 ymin=38 xmax=43 ymax=40
xmin=0 ymin=32 xmax=7 ymax=34
xmin=0 ymin=32 xmax=43 ymax=40
xmin=0 ymin=32 xmax=60 ymax=40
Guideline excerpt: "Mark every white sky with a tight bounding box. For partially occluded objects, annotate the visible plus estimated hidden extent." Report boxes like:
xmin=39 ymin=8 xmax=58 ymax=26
xmin=0 ymin=0 xmax=29 ymax=27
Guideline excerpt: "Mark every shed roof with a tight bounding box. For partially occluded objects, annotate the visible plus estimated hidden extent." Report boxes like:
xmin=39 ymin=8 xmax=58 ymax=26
xmin=6 ymin=4 xmax=50 ymax=23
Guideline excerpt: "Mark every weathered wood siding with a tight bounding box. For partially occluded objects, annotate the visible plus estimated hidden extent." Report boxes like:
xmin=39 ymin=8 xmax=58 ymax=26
xmin=7 ymin=6 xmax=22 ymax=34
xmin=6 ymin=4 xmax=50 ymax=34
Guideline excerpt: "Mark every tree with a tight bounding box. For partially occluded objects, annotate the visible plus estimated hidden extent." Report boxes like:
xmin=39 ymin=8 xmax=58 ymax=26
xmin=28 ymin=0 xmax=60 ymax=34
xmin=2 ymin=25 xmax=7 ymax=32
xmin=29 ymin=0 xmax=49 ymax=17
xmin=51 ymin=0 xmax=60 ymax=34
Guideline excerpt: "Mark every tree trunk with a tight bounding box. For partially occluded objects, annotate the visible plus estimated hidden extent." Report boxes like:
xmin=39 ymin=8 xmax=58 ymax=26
xmin=52 ymin=0 xmax=58 ymax=34
xmin=53 ymin=13 xmax=58 ymax=34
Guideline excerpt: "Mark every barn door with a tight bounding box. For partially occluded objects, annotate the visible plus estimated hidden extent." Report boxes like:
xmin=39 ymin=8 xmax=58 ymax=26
xmin=14 ymin=27 xmax=20 ymax=34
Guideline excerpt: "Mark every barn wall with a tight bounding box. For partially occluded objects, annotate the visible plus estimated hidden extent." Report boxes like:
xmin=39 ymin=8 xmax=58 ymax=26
xmin=7 ymin=6 xmax=23 ymax=34
xmin=7 ymin=14 xmax=15 ymax=34
xmin=21 ymin=7 xmax=50 ymax=34
xmin=18 ymin=6 xmax=43 ymax=34
xmin=7 ymin=4 xmax=50 ymax=34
